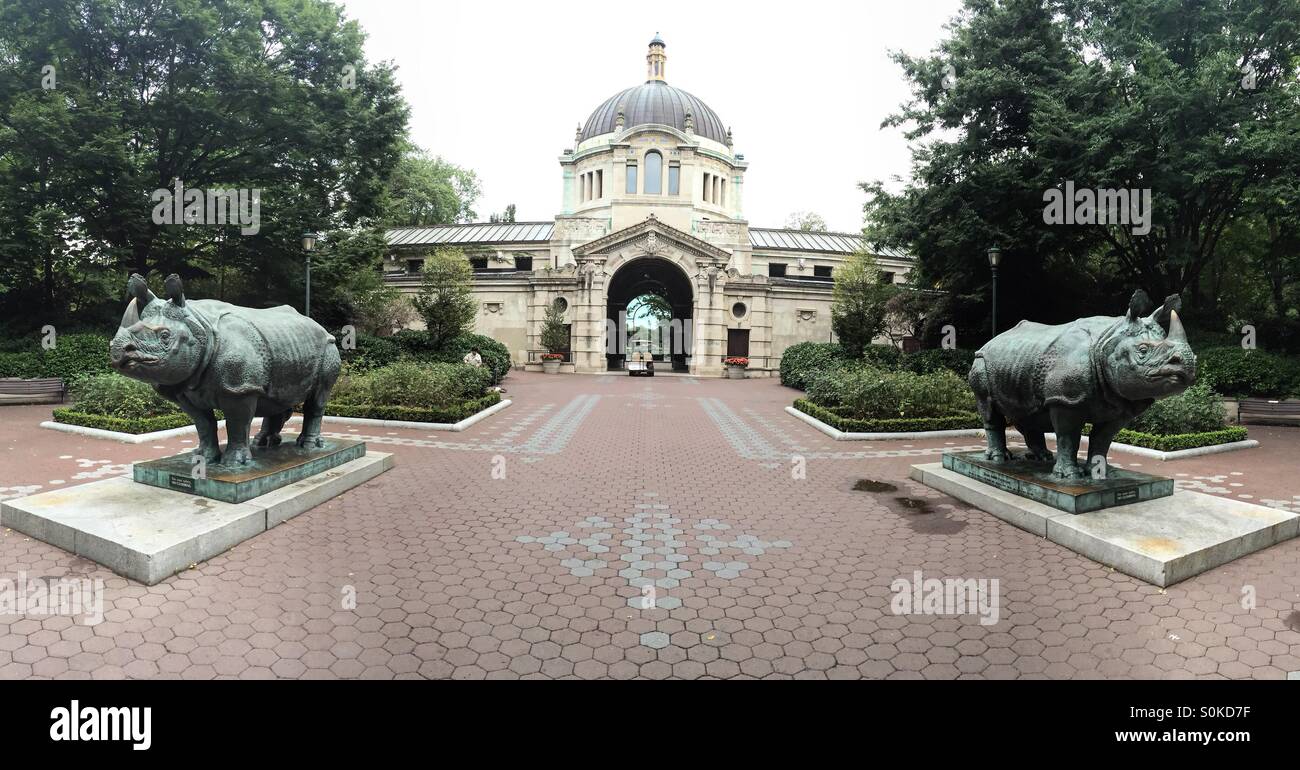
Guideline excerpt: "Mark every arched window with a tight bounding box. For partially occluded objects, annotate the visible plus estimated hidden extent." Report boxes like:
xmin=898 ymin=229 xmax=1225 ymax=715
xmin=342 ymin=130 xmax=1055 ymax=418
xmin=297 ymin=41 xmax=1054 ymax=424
xmin=644 ymin=151 xmax=662 ymax=195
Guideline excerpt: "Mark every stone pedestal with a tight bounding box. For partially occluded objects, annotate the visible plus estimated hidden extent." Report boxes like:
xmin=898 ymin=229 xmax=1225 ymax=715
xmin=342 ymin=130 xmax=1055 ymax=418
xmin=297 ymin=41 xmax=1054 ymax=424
xmin=911 ymin=462 xmax=1298 ymax=586
xmin=941 ymin=451 xmax=1172 ymax=514
xmin=2 ymin=452 xmax=393 ymax=585
xmin=133 ymin=435 xmax=365 ymax=503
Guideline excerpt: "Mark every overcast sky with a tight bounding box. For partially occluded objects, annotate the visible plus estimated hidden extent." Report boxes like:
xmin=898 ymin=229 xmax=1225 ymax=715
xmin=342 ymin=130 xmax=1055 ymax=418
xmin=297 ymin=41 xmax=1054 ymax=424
xmin=338 ymin=0 xmax=964 ymax=233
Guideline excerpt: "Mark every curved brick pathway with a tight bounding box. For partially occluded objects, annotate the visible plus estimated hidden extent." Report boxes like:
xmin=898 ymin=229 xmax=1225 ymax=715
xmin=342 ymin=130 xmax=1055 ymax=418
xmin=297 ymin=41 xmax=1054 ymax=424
xmin=2 ymin=372 xmax=1299 ymax=679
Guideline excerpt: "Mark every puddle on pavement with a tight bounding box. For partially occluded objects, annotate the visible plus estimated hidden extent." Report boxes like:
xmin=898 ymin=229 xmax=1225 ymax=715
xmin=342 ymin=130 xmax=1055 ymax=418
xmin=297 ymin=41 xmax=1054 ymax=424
xmin=889 ymin=496 xmax=966 ymax=534
xmin=853 ymin=479 xmax=898 ymax=493
xmin=852 ymin=480 xmax=966 ymax=534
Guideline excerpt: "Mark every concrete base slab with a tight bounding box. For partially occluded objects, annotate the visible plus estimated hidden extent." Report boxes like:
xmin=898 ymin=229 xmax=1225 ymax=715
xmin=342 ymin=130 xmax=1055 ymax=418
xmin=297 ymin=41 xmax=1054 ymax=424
xmin=1 ymin=452 xmax=393 ymax=585
xmin=911 ymin=462 xmax=1299 ymax=586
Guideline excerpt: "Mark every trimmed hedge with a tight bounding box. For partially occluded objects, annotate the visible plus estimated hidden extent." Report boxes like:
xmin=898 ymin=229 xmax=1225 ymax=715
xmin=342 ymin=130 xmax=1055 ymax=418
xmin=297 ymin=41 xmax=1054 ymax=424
xmin=901 ymin=348 xmax=976 ymax=376
xmin=1197 ymin=347 xmax=1300 ymax=397
xmin=779 ymin=341 xmax=844 ymax=389
xmin=341 ymin=333 xmax=403 ymax=371
xmin=0 ymin=332 xmax=113 ymax=380
xmin=323 ymin=392 xmax=502 ymax=424
xmin=794 ymin=399 xmax=981 ymax=433
xmin=1111 ymin=426 xmax=1249 ymax=452
xmin=52 ymin=408 xmax=195 ymax=435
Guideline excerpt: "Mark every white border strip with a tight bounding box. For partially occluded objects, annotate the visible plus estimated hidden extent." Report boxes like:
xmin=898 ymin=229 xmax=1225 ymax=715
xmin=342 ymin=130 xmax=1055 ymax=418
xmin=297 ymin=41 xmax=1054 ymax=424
xmin=39 ymin=419 xmax=223 ymax=444
xmin=785 ymin=405 xmax=1259 ymax=459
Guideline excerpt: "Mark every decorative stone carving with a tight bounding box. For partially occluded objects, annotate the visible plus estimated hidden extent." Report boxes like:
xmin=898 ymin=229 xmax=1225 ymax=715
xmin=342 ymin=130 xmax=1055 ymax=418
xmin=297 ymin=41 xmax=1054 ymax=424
xmin=796 ymin=309 xmax=817 ymax=323
xmin=555 ymin=217 xmax=608 ymax=242
xmin=645 ymin=231 xmax=661 ymax=255
xmin=694 ymin=220 xmax=745 ymax=240
xmin=484 ymin=301 xmax=503 ymax=314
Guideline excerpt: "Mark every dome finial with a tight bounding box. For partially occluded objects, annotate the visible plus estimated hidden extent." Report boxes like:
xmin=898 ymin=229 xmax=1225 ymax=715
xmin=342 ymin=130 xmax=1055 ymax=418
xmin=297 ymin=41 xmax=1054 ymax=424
xmin=647 ymin=33 xmax=666 ymax=82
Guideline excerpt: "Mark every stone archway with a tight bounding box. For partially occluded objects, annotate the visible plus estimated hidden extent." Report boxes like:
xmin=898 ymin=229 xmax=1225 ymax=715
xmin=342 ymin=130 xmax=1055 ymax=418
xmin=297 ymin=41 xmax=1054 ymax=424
xmin=605 ymin=256 xmax=694 ymax=372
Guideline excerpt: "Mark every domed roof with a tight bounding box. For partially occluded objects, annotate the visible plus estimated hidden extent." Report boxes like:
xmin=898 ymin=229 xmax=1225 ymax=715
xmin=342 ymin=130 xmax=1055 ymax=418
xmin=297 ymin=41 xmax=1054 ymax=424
xmin=579 ymin=80 xmax=727 ymax=144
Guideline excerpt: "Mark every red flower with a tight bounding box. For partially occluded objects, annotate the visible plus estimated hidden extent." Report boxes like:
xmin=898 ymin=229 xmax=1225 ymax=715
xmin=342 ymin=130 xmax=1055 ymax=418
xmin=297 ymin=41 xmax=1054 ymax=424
xmin=725 ymin=357 xmax=749 ymax=367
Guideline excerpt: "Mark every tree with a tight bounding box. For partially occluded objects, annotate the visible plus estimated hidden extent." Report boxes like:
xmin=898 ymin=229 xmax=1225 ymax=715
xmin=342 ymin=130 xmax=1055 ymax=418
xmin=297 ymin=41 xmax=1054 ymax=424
xmin=863 ymin=0 xmax=1300 ymax=342
xmin=338 ymin=268 xmax=416 ymax=336
xmin=411 ymin=247 xmax=476 ymax=348
xmin=882 ymin=289 xmax=937 ymax=348
xmin=384 ymin=144 xmax=481 ymax=226
xmin=831 ymin=250 xmax=896 ymax=357
xmin=0 ymin=0 xmax=411 ymax=330
xmin=539 ymin=298 xmax=569 ymax=354
xmin=784 ymin=211 xmax=829 ymax=232
xmin=489 ymin=204 xmax=517 ymax=224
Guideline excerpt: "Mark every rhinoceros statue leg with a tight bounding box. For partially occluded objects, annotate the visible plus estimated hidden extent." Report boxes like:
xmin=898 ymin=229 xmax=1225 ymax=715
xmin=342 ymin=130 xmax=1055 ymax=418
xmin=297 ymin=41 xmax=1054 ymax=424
xmin=220 ymin=395 xmax=258 ymax=465
xmin=174 ymin=394 xmax=222 ymax=464
xmin=1048 ymin=407 xmax=1086 ymax=479
xmin=296 ymin=345 xmax=341 ymax=449
xmin=253 ymin=407 xmax=294 ymax=448
xmin=969 ymin=357 xmax=1015 ymax=462
xmin=1019 ymin=430 xmax=1055 ymax=464
xmin=1083 ymin=419 xmax=1128 ymax=478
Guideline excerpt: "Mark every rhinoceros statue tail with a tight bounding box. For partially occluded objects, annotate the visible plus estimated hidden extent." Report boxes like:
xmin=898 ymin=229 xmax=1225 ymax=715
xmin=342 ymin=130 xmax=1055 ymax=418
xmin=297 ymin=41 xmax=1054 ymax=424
xmin=969 ymin=289 xmax=1196 ymax=480
xmin=110 ymin=273 xmax=341 ymax=466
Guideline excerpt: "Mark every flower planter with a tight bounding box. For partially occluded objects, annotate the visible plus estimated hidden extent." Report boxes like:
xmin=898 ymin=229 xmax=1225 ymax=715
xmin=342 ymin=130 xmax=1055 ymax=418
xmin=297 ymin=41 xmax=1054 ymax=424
xmin=542 ymin=360 xmax=562 ymax=374
xmin=727 ymin=365 xmax=746 ymax=380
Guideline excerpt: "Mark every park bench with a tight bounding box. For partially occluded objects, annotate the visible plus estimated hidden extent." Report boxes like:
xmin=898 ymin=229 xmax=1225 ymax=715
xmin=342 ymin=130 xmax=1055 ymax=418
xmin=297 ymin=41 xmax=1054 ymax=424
xmin=0 ymin=377 xmax=66 ymax=405
xmin=1238 ymin=397 xmax=1300 ymax=426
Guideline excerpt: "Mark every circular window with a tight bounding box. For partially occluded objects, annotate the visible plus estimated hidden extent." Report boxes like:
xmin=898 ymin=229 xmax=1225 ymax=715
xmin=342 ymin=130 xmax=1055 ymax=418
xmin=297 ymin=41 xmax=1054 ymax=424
xmin=553 ymin=297 xmax=568 ymax=313
xmin=732 ymin=302 xmax=747 ymax=319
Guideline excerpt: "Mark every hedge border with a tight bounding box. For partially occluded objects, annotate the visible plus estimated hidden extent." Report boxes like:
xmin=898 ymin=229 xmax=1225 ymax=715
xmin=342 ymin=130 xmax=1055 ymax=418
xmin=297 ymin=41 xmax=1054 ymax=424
xmin=1109 ymin=426 xmax=1249 ymax=452
xmin=52 ymin=408 xmax=194 ymax=435
xmin=793 ymin=399 xmax=982 ymax=433
xmin=323 ymin=392 xmax=501 ymax=424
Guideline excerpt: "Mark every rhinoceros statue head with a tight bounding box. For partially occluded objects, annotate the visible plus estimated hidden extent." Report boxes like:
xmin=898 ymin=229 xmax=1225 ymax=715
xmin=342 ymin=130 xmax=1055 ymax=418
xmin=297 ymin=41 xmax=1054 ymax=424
xmin=110 ymin=273 xmax=208 ymax=387
xmin=1100 ymin=290 xmax=1197 ymax=402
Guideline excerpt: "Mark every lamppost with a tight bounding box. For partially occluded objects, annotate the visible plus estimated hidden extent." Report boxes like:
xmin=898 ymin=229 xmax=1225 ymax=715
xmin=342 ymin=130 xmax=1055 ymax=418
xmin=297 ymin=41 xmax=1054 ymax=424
xmin=302 ymin=231 xmax=320 ymax=317
xmin=987 ymin=245 xmax=1002 ymax=338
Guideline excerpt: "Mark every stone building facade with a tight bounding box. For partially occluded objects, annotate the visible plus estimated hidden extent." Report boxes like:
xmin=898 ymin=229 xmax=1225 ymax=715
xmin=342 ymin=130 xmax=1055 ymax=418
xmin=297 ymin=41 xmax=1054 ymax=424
xmin=384 ymin=35 xmax=912 ymax=376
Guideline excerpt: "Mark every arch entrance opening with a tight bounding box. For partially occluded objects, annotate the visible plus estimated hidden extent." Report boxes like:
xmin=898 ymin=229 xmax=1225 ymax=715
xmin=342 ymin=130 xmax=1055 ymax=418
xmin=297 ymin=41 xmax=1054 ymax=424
xmin=605 ymin=257 xmax=694 ymax=372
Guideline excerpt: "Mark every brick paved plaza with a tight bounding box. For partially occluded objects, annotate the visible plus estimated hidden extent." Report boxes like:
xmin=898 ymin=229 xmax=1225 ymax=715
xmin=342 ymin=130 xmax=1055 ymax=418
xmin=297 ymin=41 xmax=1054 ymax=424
xmin=2 ymin=371 xmax=1300 ymax=680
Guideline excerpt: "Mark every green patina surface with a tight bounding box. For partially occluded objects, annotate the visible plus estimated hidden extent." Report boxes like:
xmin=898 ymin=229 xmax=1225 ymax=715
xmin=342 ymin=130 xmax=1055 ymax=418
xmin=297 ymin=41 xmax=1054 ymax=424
xmin=133 ymin=435 xmax=366 ymax=504
xmin=942 ymin=451 xmax=1173 ymax=515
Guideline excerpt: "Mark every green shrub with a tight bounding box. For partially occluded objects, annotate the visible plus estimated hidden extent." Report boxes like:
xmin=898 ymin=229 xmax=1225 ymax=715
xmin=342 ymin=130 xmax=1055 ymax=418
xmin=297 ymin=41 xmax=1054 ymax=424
xmin=901 ymin=348 xmax=975 ymax=377
xmin=1112 ymin=426 xmax=1249 ymax=452
xmin=1129 ymin=381 xmax=1226 ymax=435
xmin=861 ymin=344 xmax=903 ymax=370
xmin=794 ymin=399 xmax=981 ymax=433
xmin=323 ymin=393 xmax=501 ymax=424
xmin=1197 ymin=347 xmax=1300 ymax=397
xmin=69 ymin=372 xmax=179 ymax=419
xmin=806 ymin=364 xmax=977 ymax=419
xmin=332 ymin=361 xmax=490 ymax=410
xmin=342 ymin=333 xmax=402 ymax=372
xmin=0 ymin=333 xmax=112 ymax=380
xmin=779 ymin=341 xmax=844 ymax=389
xmin=0 ymin=350 xmax=42 ymax=378
xmin=42 ymin=333 xmax=113 ymax=381
xmin=433 ymin=333 xmax=511 ymax=384
xmin=52 ymin=408 xmax=194 ymax=435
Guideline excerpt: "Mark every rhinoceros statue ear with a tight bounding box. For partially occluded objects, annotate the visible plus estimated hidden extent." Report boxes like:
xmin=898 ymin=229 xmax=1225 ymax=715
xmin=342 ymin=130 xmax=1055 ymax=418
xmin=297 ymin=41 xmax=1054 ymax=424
xmin=127 ymin=273 xmax=155 ymax=312
xmin=1150 ymin=294 xmax=1182 ymax=330
xmin=164 ymin=274 xmax=186 ymax=308
xmin=1126 ymin=289 xmax=1153 ymax=324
